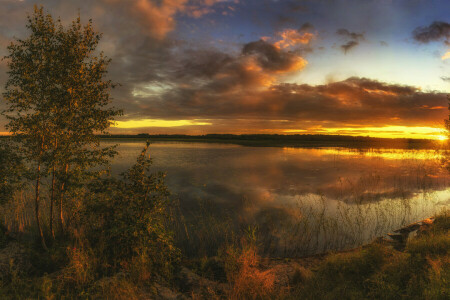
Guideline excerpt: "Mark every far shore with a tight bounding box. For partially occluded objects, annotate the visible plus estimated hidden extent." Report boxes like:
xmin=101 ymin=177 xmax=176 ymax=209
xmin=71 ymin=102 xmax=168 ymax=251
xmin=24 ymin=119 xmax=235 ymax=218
xmin=96 ymin=133 xmax=448 ymax=150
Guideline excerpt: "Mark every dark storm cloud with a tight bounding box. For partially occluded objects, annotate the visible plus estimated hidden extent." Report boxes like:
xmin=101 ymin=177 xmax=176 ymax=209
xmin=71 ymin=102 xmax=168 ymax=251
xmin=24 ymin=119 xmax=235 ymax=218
xmin=176 ymin=50 xmax=233 ymax=79
xmin=130 ymin=47 xmax=447 ymax=128
xmin=413 ymin=21 xmax=450 ymax=45
xmin=242 ymin=40 xmax=305 ymax=72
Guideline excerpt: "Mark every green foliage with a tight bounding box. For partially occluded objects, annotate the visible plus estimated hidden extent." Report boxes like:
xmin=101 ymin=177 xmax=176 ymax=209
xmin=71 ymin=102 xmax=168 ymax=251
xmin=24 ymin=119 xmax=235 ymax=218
xmin=3 ymin=6 xmax=121 ymax=148
xmin=76 ymin=142 xmax=180 ymax=280
xmin=407 ymin=233 xmax=450 ymax=257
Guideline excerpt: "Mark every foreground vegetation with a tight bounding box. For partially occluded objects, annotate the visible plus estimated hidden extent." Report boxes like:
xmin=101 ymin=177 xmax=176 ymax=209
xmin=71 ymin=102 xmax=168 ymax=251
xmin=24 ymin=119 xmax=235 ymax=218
xmin=1 ymin=202 xmax=448 ymax=299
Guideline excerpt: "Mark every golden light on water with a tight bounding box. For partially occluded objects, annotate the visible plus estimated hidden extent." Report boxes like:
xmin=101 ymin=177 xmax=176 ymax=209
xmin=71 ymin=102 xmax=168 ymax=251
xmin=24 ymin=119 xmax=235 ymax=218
xmin=282 ymin=147 xmax=447 ymax=160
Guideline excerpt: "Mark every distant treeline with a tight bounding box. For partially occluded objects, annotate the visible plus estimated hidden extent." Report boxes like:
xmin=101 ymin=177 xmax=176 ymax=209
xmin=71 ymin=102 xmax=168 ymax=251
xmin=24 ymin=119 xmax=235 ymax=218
xmin=96 ymin=133 xmax=446 ymax=149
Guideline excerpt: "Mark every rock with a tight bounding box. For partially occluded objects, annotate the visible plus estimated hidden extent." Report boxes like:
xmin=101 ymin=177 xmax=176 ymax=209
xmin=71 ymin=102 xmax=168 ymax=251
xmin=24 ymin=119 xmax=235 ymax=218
xmin=383 ymin=217 xmax=436 ymax=250
xmin=421 ymin=218 xmax=434 ymax=225
xmin=394 ymin=223 xmax=421 ymax=234
xmin=387 ymin=233 xmax=405 ymax=243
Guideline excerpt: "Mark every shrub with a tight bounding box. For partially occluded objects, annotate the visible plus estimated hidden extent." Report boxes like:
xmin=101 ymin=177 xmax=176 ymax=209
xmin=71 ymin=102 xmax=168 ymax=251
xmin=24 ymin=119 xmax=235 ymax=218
xmin=74 ymin=142 xmax=180 ymax=280
xmin=221 ymin=228 xmax=277 ymax=300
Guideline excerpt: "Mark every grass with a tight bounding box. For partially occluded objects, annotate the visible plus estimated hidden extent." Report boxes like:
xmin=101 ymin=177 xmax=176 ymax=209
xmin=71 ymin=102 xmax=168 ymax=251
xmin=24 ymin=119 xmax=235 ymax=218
xmin=290 ymin=210 xmax=450 ymax=300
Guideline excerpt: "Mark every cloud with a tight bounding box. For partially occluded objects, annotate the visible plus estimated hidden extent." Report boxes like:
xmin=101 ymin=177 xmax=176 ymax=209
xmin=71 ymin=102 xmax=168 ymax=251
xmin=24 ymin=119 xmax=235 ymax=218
xmin=103 ymin=0 xmax=225 ymax=39
xmin=241 ymin=40 xmax=307 ymax=73
xmin=287 ymin=2 xmax=309 ymax=12
xmin=274 ymin=28 xmax=314 ymax=49
xmin=299 ymin=22 xmax=314 ymax=32
xmin=413 ymin=21 xmax=450 ymax=44
xmin=341 ymin=40 xmax=359 ymax=53
xmin=124 ymin=62 xmax=446 ymax=133
xmin=130 ymin=0 xmax=188 ymax=39
xmin=120 ymin=38 xmax=308 ymax=123
xmin=336 ymin=28 xmax=365 ymax=53
xmin=413 ymin=21 xmax=450 ymax=61
xmin=441 ymin=76 xmax=450 ymax=82
xmin=336 ymin=28 xmax=365 ymax=41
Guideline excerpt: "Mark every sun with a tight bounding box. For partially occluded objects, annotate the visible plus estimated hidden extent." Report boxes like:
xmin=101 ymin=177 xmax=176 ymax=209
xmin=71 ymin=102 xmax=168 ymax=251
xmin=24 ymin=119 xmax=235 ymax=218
xmin=437 ymin=135 xmax=448 ymax=141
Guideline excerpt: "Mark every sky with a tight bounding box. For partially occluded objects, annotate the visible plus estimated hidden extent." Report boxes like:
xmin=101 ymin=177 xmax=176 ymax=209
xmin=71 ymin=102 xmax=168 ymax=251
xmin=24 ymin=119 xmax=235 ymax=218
xmin=0 ymin=0 xmax=449 ymax=139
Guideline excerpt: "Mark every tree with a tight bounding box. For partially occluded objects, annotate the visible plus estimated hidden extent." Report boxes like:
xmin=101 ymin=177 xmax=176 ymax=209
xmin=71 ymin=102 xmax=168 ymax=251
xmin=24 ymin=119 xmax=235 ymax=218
xmin=2 ymin=6 xmax=122 ymax=248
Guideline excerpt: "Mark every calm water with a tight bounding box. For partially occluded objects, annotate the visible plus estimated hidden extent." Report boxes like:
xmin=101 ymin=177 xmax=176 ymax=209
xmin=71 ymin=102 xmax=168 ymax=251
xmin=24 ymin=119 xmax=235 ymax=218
xmin=108 ymin=141 xmax=450 ymax=255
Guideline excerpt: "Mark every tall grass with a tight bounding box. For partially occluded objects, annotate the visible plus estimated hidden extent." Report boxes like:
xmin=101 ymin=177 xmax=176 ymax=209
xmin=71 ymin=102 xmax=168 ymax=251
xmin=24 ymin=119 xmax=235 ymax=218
xmin=173 ymin=185 xmax=444 ymax=259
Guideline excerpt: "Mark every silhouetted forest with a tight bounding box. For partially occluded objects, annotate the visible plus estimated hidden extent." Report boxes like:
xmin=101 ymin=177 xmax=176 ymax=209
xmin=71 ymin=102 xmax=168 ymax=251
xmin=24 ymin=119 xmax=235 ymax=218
xmin=97 ymin=133 xmax=445 ymax=149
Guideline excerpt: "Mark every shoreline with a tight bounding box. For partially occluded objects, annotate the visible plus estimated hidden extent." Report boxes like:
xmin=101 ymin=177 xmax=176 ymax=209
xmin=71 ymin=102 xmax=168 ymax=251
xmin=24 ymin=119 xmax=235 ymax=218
xmin=100 ymin=136 xmax=448 ymax=150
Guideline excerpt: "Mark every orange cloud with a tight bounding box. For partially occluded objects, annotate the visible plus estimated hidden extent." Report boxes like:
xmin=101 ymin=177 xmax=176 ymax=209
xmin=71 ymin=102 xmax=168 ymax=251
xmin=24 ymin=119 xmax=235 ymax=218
xmin=275 ymin=29 xmax=314 ymax=49
xmin=442 ymin=51 xmax=450 ymax=60
xmin=118 ymin=0 xmax=223 ymax=39
xmin=131 ymin=0 xmax=188 ymax=39
xmin=185 ymin=0 xmax=227 ymax=18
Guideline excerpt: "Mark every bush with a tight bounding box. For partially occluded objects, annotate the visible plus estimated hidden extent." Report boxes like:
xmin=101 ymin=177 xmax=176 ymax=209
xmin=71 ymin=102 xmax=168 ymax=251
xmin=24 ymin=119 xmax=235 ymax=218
xmin=74 ymin=142 xmax=180 ymax=280
xmin=221 ymin=227 xmax=277 ymax=300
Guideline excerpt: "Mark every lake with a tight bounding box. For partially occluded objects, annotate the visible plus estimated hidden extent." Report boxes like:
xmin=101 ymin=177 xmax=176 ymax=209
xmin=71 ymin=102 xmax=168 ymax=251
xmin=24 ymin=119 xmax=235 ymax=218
xmin=108 ymin=140 xmax=450 ymax=256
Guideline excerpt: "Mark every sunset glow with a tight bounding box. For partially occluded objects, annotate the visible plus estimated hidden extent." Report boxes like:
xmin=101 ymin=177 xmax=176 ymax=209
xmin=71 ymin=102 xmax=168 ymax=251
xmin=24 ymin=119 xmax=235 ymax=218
xmin=285 ymin=126 xmax=449 ymax=140
xmin=114 ymin=119 xmax=212 ymax=128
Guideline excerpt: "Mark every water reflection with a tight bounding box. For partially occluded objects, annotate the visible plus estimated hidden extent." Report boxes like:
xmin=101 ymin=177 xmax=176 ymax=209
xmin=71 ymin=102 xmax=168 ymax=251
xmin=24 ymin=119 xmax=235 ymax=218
xmin=108 ymin=141 xmax=450 ymax=256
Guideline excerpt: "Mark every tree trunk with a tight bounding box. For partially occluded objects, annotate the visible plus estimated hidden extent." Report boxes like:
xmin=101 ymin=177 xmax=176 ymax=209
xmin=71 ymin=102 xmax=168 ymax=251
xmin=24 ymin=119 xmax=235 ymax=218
xmin=35 ymin=161 xmax=47 ymax=250
xmin=49 ymin=166 xmax=55 ymax=238
xmin=58 ymin=163 xmax=68 ymax=233
xmin=49 ymin=137 xmax=57 ymax=238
